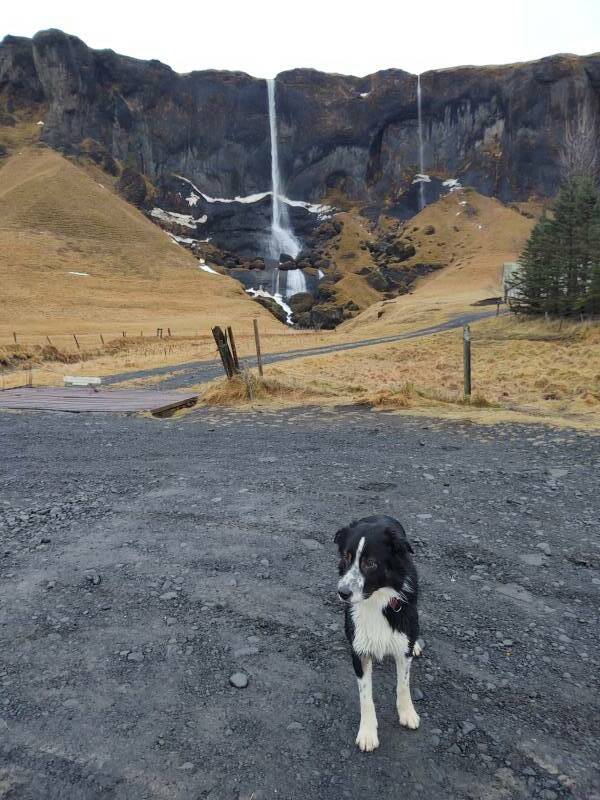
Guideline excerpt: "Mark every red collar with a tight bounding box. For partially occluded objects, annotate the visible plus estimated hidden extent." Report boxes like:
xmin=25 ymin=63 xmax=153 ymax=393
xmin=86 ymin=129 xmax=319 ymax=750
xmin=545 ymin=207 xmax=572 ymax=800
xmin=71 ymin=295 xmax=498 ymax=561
xmin=388 ymin=596 xmax=402 ymax=612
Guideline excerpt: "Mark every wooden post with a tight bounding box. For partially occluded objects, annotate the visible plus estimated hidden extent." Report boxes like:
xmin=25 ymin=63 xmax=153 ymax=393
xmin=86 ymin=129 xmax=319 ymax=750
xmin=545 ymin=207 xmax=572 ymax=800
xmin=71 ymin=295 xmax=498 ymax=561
xmin=46 ymin=336 xmax=52 ymax=346
xmin=122 ymin=331 xmax=126 ymax=337
xmin=253 ymin=319 xmax=263 ymax=377
xmin=463 ymin=324 xmax=472 ymax=398
xmin=100 ymin=334 xmax=105 ymax=346
xmin=211 ymin=326 xmax=235 ymax=378
xmin=157 ymin=328 xmax=163 ymax=339
xmin=73 ymin=334 xmax=80 ymax=351
xmin=227 ymin=326 xmax=240 ymax=373
xmin=12 ymin=332 xmax=17 ymax=344
xmin=496 ymin=300 xmax=501 ymax=317
xmin=167 ymin=327 xmax=171 ymax=337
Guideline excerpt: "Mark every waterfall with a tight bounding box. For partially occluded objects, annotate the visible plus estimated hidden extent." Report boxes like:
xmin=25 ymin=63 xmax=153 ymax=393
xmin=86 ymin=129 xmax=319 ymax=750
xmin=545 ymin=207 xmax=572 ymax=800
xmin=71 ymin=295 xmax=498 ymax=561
xmin=284 ymin=268 xmax=307 ymax=298
xmin=416 ymin=74 xmax=426 ymax=211
xmin=266 ymin=78 xmax=301 ymax=262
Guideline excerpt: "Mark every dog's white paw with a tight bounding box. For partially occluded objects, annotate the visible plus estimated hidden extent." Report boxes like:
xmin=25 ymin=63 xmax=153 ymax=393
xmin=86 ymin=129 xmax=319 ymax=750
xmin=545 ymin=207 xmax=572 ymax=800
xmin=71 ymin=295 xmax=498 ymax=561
xmin=398 ymin=705 xmax=420 ymax=730
xmin=356 ymin=724 xmax=379 ymax=752
xmin=412 ymin=641 xmax=422 ymax=658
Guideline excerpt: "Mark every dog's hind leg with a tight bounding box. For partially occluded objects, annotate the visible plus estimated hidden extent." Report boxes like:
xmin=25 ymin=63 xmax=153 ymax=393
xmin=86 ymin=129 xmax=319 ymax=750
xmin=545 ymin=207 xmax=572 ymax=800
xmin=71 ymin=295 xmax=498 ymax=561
xmin=395 ymin=654 xmax=420 ymax=730
xmin=352 ymin=653 xmax=379 ymax=752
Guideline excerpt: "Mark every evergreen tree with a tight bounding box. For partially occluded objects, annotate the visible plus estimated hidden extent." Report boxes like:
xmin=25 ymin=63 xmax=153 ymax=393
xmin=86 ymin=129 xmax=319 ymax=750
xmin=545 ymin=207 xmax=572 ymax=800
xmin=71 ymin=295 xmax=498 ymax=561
xmin=512 ymin=177 xmax=600 ymax=316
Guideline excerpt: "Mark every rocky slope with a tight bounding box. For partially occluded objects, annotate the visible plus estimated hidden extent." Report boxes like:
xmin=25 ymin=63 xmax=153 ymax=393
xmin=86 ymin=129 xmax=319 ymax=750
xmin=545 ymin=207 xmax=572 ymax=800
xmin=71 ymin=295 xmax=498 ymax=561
xmin=2 ymin=29 xmax=598 ymax=326
xmin=2 ymin=30 xmax=599 ymax=205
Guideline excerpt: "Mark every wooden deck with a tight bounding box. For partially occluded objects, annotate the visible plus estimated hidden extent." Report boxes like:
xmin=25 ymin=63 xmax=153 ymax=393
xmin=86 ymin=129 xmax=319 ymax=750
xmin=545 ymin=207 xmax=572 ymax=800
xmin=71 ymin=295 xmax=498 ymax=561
xmin=0 ymin=387 xmax=198 ymax=414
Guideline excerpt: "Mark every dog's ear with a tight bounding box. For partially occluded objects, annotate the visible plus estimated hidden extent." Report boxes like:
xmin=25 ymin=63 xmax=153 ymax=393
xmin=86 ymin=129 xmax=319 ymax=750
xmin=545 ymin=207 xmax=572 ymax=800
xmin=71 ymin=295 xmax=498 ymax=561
xmin=334 ymin=526 xmax=350 ymax=552
xmin=385 ymin=524 xmax=414 ymax=556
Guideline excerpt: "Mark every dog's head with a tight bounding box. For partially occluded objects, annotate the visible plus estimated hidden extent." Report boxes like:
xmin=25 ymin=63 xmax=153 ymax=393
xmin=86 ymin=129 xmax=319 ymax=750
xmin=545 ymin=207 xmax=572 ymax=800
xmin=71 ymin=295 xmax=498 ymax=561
xmin=334 ymin=515 xmax=415 ymax=604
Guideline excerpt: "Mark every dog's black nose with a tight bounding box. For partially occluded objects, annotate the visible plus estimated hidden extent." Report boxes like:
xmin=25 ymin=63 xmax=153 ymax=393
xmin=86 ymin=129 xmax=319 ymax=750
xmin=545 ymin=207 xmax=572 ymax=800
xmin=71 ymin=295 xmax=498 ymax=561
xmin=338 ymin=588 xmax=352 ymax=601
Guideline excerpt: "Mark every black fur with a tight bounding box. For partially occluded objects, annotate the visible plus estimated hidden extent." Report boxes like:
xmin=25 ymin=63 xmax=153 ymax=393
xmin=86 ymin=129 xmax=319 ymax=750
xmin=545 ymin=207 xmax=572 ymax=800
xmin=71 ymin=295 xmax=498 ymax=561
xmin=335 ymin=514 xmax=419 ymax=654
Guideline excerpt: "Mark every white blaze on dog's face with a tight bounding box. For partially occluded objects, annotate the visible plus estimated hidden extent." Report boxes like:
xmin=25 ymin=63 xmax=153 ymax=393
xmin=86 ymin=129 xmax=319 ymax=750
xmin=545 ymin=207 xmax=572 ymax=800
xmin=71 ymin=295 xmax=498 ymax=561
xmin=337 ymin=536 xmax=366 ymax=603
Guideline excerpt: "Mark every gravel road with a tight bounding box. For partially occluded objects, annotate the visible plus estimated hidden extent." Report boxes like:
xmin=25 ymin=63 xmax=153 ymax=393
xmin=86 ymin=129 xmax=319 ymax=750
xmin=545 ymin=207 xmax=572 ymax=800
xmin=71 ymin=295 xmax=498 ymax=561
xmin=0 ymin=406 xmax=599 ymax=799
xmin=105 ymin=310 xmax=497 ymax=390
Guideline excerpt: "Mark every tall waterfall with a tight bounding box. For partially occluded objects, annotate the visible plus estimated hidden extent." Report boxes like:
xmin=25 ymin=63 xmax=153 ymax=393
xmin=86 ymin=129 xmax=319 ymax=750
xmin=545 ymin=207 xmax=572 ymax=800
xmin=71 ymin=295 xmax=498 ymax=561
xmin=267 ymin=78 xmax=301 ymax=262
xmin=416 ymin=74 xmax=426 ymax=211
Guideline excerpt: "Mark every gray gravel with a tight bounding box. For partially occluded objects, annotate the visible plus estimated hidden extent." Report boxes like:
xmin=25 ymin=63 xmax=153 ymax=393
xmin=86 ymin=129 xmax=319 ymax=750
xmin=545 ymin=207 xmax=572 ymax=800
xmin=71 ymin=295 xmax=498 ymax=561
xmin=0 ymin=406 xmax=599 ymax=799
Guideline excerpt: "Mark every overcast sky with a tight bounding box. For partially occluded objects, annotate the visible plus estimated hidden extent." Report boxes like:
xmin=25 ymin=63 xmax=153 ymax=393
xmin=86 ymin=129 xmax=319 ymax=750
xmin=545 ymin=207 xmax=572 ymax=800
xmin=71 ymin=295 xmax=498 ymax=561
xmin=3 ymin=0 xmax=599 ymax=78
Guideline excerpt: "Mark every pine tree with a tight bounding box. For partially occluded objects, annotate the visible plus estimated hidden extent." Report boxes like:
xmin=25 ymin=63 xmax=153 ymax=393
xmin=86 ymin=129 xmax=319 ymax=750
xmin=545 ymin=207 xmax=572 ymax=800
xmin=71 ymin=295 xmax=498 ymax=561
xmin=513 ymin=177 xmax=600 ymax=317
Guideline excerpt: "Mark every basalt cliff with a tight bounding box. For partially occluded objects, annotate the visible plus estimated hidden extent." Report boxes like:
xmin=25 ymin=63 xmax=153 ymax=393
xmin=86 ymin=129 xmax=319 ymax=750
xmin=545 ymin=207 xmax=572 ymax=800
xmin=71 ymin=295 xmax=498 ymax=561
xmin=1 ymin=29 xmax=599 ymax=325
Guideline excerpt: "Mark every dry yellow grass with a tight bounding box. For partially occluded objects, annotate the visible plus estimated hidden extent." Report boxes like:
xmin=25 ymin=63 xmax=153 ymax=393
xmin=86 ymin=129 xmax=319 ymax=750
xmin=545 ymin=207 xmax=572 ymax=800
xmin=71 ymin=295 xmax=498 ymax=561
xmin=198 ymin=370 xmax=336 ymax=407
xmin=343 ymin=189 xmax=534 ymax=335
xmin=0 ymin=146 xmax=287 ymax=342
xmin=201 ymin=317 xmax=600 ymax=429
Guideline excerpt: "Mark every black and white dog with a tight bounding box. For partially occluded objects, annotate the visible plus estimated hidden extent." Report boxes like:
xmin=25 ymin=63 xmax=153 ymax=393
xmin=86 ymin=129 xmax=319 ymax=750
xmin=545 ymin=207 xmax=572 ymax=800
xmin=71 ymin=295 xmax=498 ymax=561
xmin=335 ymin=514 xmax=421 ymax=752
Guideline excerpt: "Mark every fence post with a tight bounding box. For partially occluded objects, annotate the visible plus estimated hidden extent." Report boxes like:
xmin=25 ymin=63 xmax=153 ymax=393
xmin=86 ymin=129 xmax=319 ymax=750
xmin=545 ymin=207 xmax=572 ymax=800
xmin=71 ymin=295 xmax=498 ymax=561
xmin=211 ymin=326 xmax=235 ymax=378
xmin=227 ymin=326 xmax=240 ymax=373
xmin=12 ymin=332 xmax=17 ymax=344
xmin=463 ymin=324 xmax=472 ymax=398
xmin=73 ymin=334 xmax=80 ymax=351
xmin=253 ymin=319 xmax=263 ymax=377
xmin=100 ymin=334 xmax=105 ymax=346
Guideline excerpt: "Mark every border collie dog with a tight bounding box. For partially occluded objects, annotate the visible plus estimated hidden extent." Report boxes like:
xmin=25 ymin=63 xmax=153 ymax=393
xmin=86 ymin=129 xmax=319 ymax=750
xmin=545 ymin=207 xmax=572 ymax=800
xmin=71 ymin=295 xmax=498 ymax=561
xmin=335 ymin=514 xmax=421 ymax=752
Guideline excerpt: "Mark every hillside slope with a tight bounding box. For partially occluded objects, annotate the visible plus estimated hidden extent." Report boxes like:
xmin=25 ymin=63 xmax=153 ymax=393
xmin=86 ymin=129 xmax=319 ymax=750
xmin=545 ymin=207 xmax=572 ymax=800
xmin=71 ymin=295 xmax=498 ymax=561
xmin=343 ymin=189 xmax=534 ymax=334
xmin=0 ymin=147 xmax=283 ymax=340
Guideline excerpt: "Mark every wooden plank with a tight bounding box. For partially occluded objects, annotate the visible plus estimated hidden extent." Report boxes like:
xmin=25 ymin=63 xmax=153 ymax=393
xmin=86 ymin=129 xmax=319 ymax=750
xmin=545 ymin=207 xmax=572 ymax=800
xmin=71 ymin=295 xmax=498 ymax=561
xmin=64 ymin=376 xmax=102 ymax=386
xmin=0 ymin=388 xmax=198 ymax=414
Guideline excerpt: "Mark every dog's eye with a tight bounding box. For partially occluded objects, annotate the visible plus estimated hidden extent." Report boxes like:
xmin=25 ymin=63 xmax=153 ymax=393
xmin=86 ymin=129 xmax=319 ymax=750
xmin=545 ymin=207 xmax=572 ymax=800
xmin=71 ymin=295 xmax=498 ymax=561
xmin=363 ymin=558 xmax=377 ymax=571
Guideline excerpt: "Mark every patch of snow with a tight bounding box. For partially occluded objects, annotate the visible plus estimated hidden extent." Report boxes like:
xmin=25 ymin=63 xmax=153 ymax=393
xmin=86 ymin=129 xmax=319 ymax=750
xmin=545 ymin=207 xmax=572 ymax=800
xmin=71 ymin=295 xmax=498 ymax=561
xmin=478 ymin=224 xmax=483 ymax=230
xmin=37 ymin=121 xmax=44 ymax=126
xmin=169 ymin=233 xmax=197 ymax=245
xmin=174 ymin=174 xmax=332 ymax=216
xmin=459 ymin=200 xmax=467 ymax=205
xmin=412 ymin=173 xmax=431 ymax=184
xmin=67 ymin=271 xmax=89 ymax=276
xmin=246 ymin=287 xmax=293 ymax=325
xmin=456 ymin=211 xmax=461 ymax=216
xmin=317 ymin=269 xmax=325 ymax=279
xmin=151 ymin=207 xmax=197 ymax=229
xmin=97 ymin=183 xmax=105 ymax=189
xmin=443 ymin=178 xmax=462 ymax=192
xmin=199 ymin=263 xmax=220 ymax=275
xmin=186 ymin=192 xmax=200 ymax=207
xmin=359 ymin=92 xmax=370 ymax=98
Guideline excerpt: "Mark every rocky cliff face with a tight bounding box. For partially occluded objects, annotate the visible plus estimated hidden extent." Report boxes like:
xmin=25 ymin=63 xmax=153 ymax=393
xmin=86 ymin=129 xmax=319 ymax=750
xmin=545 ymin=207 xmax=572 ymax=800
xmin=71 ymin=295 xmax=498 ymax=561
xmin=2 ymin=29 xmax=599 ymax=208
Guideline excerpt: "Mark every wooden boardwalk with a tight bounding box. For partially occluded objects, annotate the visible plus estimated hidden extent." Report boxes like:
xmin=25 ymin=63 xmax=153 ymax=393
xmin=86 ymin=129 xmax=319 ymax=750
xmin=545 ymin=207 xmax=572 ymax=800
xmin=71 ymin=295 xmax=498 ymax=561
xmin=0 ymin=387 xmax=198 ymax=414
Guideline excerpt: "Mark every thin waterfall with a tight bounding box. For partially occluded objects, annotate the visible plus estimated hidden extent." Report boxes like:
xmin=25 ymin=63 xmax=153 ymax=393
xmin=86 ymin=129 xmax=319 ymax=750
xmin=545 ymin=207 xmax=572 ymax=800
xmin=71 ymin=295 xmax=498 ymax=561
xmin=417 ymin=74 xmax=426 ymax=211
xmin=267 ymin=78 xmax=301 ymax=262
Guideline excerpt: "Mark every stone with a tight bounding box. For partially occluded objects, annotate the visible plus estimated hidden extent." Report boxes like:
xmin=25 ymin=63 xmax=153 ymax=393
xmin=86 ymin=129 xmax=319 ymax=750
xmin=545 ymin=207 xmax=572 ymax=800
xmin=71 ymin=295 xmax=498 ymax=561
xmin=413 ymin=687 xmax=424 ymax=701
xmin=160 ymin=592 xmax=179 ymax=601
xmin=229 ymin=672 xmax=249 ymax=689
xmin=301 ymin=538 xmax=324 ymax=551
xmin=233 ymin=646 xmax=259 ymax=658
xmin=127 ymin=652 xmax=144 ymax=663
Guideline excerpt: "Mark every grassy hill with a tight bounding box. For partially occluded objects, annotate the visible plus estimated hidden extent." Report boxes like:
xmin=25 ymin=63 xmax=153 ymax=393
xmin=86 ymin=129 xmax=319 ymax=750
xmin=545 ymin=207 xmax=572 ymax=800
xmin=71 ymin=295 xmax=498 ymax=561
xmin=0 ymin=146 xmax=284 ymax=347
xmin=342 ymin=189 xmax=534 ymax=334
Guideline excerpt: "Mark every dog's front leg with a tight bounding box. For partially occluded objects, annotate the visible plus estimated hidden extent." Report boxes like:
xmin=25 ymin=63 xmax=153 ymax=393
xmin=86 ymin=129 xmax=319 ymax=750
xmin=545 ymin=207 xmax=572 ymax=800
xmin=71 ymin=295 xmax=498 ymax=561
xmin=352 ymin=653 xmax=379 ymax=751
xmin=395 ymin=654 xmax=420 ymax=730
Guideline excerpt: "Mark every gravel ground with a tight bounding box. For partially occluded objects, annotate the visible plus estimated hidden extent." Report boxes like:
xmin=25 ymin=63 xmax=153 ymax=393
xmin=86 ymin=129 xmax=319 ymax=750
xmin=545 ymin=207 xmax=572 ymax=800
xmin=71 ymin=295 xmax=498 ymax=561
xmin=0 ymin=406 xmax=599 ymax=800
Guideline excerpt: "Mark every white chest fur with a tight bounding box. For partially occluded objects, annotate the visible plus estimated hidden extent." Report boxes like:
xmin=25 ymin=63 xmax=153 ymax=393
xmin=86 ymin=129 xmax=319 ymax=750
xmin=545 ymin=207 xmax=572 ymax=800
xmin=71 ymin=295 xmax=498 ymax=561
xmin=350 ymin=588 xmax=409 ymax=662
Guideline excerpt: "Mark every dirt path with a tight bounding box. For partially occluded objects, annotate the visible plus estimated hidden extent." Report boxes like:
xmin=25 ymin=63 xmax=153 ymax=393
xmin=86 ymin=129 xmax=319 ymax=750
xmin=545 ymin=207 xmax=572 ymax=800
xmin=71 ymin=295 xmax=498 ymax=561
xmin=0 ymin=407 xmax=598 ymax=799
xmin=105 ymin=310 xmax=498 ymax=390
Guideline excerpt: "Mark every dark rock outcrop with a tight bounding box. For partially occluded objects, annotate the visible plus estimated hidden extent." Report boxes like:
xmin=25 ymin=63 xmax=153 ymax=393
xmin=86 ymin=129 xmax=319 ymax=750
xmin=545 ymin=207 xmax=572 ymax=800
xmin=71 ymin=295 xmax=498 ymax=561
xmin=2 ymin=29 xmax=599 ymax=209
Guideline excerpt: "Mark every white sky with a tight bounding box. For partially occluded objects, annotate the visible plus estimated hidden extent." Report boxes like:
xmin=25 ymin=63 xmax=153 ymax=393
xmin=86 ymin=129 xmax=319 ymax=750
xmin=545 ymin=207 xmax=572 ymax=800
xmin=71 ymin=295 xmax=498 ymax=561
xmin=2 ymin=0 xmax=599 ymax=78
